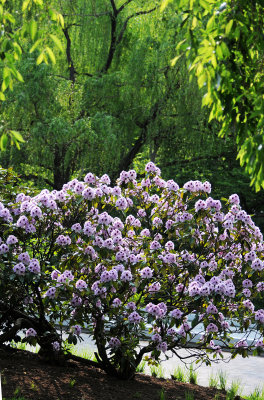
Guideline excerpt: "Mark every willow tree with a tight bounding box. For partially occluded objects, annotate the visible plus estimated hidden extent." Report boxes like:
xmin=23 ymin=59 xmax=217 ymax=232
xmin=1 ymin=0 xmax=259 ymax=225
xmin=0 ymin=0 xmax=64 ymax=149
xmin=0 ymin=0 xmax=211 ymax=188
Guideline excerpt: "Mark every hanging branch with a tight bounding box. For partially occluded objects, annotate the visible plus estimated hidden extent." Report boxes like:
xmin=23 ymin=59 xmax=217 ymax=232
xmin=62 ymin=26 xmax=76 ymax=84
xmin=101 ymin=1 xmax=157 ymax=73
xmin=116 ymin=7 xmax=157 ymax=46
xmin=117 ymin=0 xmax=134 ymax=14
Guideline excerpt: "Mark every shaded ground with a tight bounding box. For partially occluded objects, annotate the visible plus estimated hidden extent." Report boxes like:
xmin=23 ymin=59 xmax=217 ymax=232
xmin=0 ymin=348 xmax=243 ymax=400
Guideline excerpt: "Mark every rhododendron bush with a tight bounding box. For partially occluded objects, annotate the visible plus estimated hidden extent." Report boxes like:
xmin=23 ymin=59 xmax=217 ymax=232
xmin=0 ymin=163 xmax=264 ymax=379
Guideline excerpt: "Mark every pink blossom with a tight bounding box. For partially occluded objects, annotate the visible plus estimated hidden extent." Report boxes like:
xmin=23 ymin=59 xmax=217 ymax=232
xmin=6 ymin=235 xmax=18 ymax=245
xmin=170 ymin=309 xmax=183 ymax=319
xmin=145 ymin=162 xmax=157 ymax=173
xmin=206 ymin=304 xmax=218 ymax=314
xmin=45 ymin=287 xmax=56 ymax=298
xmin=84 ymin=172 xmax=96 ymax=184
xmin=18 ymin=252 xmax=30 ymax=264
xmin=72 ymin=325 xmax=82 ymax=336
xmin=55 ymin=235 xmax=71 ymax=246
xmin=109 ymin=337 xmax=121 ymax=348
xmin=116 ymin=197 xmax=128 ymax=210
xmin=128 ymin=311 xmax=142 ymax=323
xmin=13 ymin=262 xmax=25 ymax=275
xmin=0 ymin=243 xmax=8 ymax=254
xmin=148 ymin=282 xmax=161 ymax=293
xmin=26 ymin=328 xmax=37 ymax=337
xmin=140 ymin=267 xmax=153 ymax=279
xmin=28 ymin=259 xmax=40 ymax=274
xmin=206 ymin=323 xmax=218 ymax=333
xmin=150 ymin=240 xmax=161 ymax=250
xmin=251 ymin=258 xmax=264 ymax=271
xmin=229 ymin=194 xmax=240 ymax=205
xmin=120 ymin=270 xmax=133 ymax=281
xmin=157 ymin=341 xmax=167 ymax=353
xmin=76 ymin=279 xmax=87 ymax=290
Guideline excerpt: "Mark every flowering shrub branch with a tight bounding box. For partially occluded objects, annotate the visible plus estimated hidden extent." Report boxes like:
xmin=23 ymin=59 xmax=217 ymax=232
xmin=0 ymin=163 xmax=264 ymax=378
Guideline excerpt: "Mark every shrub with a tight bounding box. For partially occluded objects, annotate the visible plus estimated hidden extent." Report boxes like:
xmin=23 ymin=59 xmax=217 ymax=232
xmin=0 ymin=162 xmax=264 ymax=379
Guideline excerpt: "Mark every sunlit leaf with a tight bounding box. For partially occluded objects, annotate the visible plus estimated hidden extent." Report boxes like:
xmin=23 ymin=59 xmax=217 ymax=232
xmin=29 ymin=39 xmax=42 ymax=53
xmin=225 ymin=19 xmax=233 ymax=35
xmin=29 ymin=19 xmax=37 ymax=41
xmin=0 ymin=133 xmax=8 ymax=150
xmin=36 ymin=52 xmax=44 ymax=65
xmin=10 ymin=131 xmax=25 ymax=143
xmin=22 ymin=0 xmax=31 ymax=12
xmin=46 ymin=47 xmax=56 ymax=64
xmin=49 ymin=34 xmax=63 ymax=52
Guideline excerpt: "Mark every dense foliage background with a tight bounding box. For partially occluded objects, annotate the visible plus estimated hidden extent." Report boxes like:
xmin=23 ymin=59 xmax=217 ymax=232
xmin=0 ymin=0 xmax=263 ymax=230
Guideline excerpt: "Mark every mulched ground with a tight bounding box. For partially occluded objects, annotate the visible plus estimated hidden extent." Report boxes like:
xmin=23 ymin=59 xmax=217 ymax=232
xmin=0 ymin=348 xmax=243 ymax=400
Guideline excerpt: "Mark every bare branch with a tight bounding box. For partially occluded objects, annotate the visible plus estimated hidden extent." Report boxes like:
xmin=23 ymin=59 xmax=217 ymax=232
xmin=63 ymin=12 xmax=110 ymax=18
xmin=62 ymin=27 xmax=76 ymax=84
xmin=163 ymin=151 xmax=234 ymax=168
xmin=101 ymin=14 xmax=117 ymax=73
xmin=109 ymin=0 xmax=118 ymax=16
xmin=117 ymin=0 xmax=134 ymax=14
xmin=76 ymin=71 xmax=93 ymax=78
xmin=49 ymin=74 xmax=73 ymax=81
xmin=117 ymin=7 xmax=157 ymax=45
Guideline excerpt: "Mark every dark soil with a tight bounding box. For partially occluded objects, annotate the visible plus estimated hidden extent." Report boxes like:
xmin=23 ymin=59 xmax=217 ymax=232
xmin=0 ymin=348 xmax=244 ymax=400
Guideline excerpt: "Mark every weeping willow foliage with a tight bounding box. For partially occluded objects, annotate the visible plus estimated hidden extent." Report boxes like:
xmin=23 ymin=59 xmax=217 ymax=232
xmin=1 ymin=0 xmax=263 ymax=224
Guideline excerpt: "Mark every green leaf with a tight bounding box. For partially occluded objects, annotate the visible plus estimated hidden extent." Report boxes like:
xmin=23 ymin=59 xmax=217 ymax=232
xmin=36 ymin=52 xmax=44 ymax=65
xmin=160 ymin=0 xmax=172 ymax=12
xmin=192 ymin=16 xmax=198 ymax=29
xmin=49 ymin=34 xmax=63 ymax=52
xmin=29 ymin=20 xmax=37 ymax=41
xmin=225 ymin=19 xmax=233 ymax=35
xmin=3 ymin=67 xmax=9 ymax=80
xmin=59 ymin=13 xmax=64 ymax=28
xmin=171 ymin=54 xmax=183 ymax=67
xmin=13 ymin=42 xmax=22 ymax=57
xmin=200 ymin=0 xmax=211 ymax=11
xmin=29 ymin=39 xmax=42 ymax=53
xmin=2 ymin=77 xmax=9 ymax=92
xmin=10 ymin=131 xmax=25 ymax=143
xmin=0 ymin=134 xmax=8 ymax=151
xmin=16 ymin=71 xmax=24 ymax=83
xmin=22 ymin=0 xmax=31 ymax=12
xmin=46 ymin=47 xmax=56 ymax=64
xmin=0 ymin=92 xmax=5 ymax=101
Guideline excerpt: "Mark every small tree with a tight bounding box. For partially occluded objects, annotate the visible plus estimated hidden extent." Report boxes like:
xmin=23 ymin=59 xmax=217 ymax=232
xmin=0 ymin=163 xmax=264 ymax=378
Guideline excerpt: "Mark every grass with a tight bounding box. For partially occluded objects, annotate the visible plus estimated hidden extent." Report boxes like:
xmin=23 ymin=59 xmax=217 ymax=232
xmin=3 ymin=398 xmax=28 ymax=400
xmin=10 ymin=341 xmax=39 ymax=353
xmin=226 ymin=381 xmax=242 ymax=400
xmin=69 ymin=378 xmax=76 ymax=387
xmin=184 ymin=391 xmax=194 ymax=400
xmin=209 ymin=373 xmax=218 ymax=389
xmin=136 ymin=361 xmax=146 ymax=373
xmin=217 ymin=371 xmax=227 ymax=391
xmin=159 ymin=388 xmax=166 ymax=400
xmin=188 ymin=365 xmax=198 ymax=385
xmin=150 ymin=366 xmax=165 ymax=378
xmin=171 ymin=366 xmax=187 ymax=382
xmin=245 ymin=386 xmax=264 ymax=400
